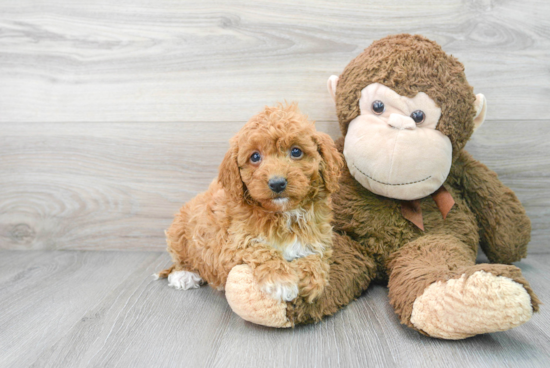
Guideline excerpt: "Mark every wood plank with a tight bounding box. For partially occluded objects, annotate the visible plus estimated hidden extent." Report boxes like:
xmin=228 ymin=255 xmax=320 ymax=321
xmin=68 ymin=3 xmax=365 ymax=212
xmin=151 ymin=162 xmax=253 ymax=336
xmin=0 ymin=120 xmax=336 ymax=251
xmin=24 ymin=252 xmax=234 ymax=368
xmin=1 ymin=119 xmax=548 ymax=252
xmin=1 ymin=250 xmax=549 ymax=367
xmin=0 ymin=0 xmax=549 ymax=123
xmin=0 ymin=250 xmax=164 ymax=368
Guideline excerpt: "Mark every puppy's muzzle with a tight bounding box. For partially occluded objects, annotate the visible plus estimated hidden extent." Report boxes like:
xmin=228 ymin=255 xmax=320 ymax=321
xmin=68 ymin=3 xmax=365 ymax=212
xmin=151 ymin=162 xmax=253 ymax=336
xmin=268 ymin=177 xmax=287 ymax=194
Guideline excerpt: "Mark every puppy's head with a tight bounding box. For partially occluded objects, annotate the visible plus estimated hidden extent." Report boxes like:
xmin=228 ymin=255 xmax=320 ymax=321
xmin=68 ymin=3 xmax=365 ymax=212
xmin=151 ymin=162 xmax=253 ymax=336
xmin=219 ymin=103 xmax=343 ymax=212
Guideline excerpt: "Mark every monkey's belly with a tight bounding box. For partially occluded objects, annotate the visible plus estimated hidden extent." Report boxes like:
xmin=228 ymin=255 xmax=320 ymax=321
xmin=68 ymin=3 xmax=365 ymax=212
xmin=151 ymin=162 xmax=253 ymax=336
xmin=332 ymin=183 xmax=479 ymax=282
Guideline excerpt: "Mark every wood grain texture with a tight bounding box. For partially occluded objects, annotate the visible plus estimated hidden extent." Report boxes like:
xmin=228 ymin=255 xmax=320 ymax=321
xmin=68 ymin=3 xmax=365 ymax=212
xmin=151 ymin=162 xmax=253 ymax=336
xmin=0 ymin=120 xmax=335 ymax=251
xmin=0 ymin=250 xmax=549 ymax=368
xmin=1 ymin=119 xmax=548 ymax=253
xmin=0 ymin=250 xmax=164 ymax=368
xmin=0 ymin=0 xmax=549 ymax=123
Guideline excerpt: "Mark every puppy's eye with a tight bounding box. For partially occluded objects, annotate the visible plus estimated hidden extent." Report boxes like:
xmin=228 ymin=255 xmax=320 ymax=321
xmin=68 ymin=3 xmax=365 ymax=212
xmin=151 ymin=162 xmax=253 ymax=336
xmin=410 ymin=110 xmax=425 ymax=124
xmin=250 ymin=151 xmax=261 ymax=163
xmin=290 ymin=147 xmax=303 ymax=159
xmin=372 ymin=100 xmax=385 ymax=114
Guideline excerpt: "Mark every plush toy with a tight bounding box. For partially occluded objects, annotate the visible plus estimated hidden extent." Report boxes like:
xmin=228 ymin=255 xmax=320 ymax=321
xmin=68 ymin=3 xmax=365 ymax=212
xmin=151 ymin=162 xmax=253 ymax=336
xmin=225 ymin=34 xmax=540 ymax=339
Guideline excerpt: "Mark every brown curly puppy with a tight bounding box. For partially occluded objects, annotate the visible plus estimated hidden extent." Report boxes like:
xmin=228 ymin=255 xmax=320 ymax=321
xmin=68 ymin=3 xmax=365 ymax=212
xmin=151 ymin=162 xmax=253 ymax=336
xmin=156 ymin=103 xmax=343 ymax=304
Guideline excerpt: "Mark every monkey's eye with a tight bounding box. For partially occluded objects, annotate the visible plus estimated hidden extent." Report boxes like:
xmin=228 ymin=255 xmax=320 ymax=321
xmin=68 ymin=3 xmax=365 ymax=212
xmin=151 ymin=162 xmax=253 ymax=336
xmin=410 ymin=110 xmax=425 ymax=124
xmin=372 ymin=100 xmax=385 ymax=114
xmin=250 ymin=151 xmax=261 ymax=163
xmin=290 ymin=147 xmax=303 ymax=159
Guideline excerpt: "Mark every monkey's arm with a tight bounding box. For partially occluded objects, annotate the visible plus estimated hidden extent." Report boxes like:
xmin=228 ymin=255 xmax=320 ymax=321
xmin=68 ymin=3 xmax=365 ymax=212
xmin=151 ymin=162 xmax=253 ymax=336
xmin=447 ymin=150 xmax=531 ymax=264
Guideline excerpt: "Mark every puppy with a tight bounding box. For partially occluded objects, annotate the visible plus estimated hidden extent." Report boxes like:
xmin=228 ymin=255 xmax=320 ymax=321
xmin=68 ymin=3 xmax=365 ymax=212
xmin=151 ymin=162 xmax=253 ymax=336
xmin=156 ymin=103 xmax=343 ymax=302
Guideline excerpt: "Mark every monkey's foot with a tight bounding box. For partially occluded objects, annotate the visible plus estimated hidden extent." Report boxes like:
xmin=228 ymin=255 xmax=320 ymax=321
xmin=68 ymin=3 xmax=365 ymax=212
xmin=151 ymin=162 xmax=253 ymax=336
xmin=225 ymin=265 xmax=291 ymax=328
xmin=410 ymin=270 xmax=534 ymax=339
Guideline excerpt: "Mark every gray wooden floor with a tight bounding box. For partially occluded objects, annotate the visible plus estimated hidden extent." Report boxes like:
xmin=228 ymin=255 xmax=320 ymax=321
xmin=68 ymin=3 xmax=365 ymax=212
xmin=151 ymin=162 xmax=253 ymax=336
xmin=1 ymin=0 xmax=550 ymax=367
xmin=0 ymin=250 xmax=548 ymax=368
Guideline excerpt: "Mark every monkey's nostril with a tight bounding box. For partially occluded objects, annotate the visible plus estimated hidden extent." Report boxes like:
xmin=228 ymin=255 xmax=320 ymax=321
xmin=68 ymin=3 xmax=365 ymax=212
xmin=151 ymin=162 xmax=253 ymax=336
xmin=268 ymin=177 xmax=287 ymax=193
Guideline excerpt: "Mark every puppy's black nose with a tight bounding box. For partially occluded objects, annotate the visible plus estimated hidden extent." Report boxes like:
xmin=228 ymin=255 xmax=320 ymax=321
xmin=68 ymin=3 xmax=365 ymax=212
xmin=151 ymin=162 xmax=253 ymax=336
xmin=269 ymin=177 xmax=287 ymax=193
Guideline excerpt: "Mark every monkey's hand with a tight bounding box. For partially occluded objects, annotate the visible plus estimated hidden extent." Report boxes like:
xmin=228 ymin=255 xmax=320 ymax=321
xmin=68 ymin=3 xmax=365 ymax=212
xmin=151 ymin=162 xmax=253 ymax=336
xmin=448 ymin=150 xmax=531 ymax=264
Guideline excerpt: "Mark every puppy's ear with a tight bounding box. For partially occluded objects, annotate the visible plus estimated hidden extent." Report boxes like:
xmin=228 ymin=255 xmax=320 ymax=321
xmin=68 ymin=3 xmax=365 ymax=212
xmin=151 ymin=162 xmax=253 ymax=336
xmin=314 ymin=132 xmax=343 ymax=193
xmin=218 ymin=137 xmax=245 ymax=200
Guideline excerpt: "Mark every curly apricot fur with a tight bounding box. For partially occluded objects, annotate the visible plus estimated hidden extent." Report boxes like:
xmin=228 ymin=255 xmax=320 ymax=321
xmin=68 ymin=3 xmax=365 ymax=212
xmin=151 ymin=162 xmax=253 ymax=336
xmin=159 ymin=103 xmax=343 ymax=302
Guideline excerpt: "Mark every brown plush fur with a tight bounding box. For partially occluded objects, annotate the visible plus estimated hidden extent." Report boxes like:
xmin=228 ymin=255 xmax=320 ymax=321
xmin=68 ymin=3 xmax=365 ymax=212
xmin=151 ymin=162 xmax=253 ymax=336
xmin=282 ymin=34 xmax=540 ymax=333
xmin=448 ymin=150 xmax=532 ymax=263
xmin=158 ymin=103 xmax=343 ymax=303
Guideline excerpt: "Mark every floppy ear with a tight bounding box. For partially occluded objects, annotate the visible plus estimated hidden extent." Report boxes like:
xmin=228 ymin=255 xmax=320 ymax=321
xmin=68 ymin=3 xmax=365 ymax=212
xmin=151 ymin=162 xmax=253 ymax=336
xmin=218 ymin=137 xmax=245 ymax=200
xmin=314 ymin=131 xmax=344 ymax=193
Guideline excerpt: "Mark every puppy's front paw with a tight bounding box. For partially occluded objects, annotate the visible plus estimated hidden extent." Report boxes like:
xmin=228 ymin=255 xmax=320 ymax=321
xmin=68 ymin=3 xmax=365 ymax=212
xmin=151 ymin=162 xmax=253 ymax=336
xmin=298 ymin=273 xmax=327 ymax=303
xmin=260 ymin=280 xmax=299 ymax=302
xmin=291 ymin=256 xmax=329 ymax=303
xmin=254 ymin=262 xmax=300 ymax=302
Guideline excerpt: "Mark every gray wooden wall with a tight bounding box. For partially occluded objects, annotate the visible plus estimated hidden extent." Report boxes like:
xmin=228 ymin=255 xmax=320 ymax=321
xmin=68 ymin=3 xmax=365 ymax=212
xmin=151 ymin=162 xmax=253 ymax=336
xmin=1 ymin=0 xmax=549 ymax=253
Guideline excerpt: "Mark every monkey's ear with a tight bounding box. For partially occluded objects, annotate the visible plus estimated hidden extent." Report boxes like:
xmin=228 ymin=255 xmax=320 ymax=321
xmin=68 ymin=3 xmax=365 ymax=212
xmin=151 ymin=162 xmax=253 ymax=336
xmin=218 ymin=138 xmax=244 ymax=200
xmin=314 ymin=131 xmax=344 ymax=194
xmin=327 ymin=75 xmax=339 ymax=103
xmin=473 ymin=93 xmax=487 ymax=132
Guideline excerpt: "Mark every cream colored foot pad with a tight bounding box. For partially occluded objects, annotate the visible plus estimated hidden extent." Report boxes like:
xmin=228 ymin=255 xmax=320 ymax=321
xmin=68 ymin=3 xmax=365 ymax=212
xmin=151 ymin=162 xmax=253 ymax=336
xmin=411 ymin=270 xmax=532 ymax=339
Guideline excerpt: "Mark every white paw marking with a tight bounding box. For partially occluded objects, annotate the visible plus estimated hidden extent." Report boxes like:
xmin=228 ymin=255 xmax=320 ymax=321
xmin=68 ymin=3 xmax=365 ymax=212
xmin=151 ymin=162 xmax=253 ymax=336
xmin=167 ymin=270 xmax=203 ymax=290
xmin=151 ymin=273 xmax=160 ymax=280
xmin=261 ymin=281 xmax=299 ymax=302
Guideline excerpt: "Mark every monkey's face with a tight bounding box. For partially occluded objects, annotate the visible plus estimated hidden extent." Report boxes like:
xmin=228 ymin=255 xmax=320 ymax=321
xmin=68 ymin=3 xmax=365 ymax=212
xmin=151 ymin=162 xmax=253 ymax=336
xmin=343 ymin=83 xmax=452 ymax=200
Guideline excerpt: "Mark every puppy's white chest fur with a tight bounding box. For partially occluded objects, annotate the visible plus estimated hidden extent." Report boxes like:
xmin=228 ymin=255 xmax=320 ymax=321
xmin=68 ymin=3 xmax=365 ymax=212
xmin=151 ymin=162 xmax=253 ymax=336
xmin=282 ymin=238 xmax=316 ymax=261
xmin=253 ymin=236 xmax=319 ymax=261
xmin=253 ymin=207 xmax=323 ymax=261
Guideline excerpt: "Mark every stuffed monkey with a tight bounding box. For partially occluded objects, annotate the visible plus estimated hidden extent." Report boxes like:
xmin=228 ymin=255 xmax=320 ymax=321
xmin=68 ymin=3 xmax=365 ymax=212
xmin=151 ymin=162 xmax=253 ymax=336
xmin=225 ymin=34 xmax=540 ymax=339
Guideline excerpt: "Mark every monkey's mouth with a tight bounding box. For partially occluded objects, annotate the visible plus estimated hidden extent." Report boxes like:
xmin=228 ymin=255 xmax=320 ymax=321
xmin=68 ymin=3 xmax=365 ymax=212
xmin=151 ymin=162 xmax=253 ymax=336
xmin=353 ymin=163 xmax=431 ymax=186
